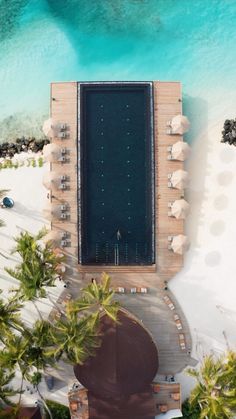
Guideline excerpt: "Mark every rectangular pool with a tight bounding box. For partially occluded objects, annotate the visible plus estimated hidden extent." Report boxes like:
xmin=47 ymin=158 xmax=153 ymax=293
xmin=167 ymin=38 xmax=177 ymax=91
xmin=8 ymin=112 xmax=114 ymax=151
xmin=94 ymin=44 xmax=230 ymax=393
xmin=78 ymin=82 xmax=155 ymax=265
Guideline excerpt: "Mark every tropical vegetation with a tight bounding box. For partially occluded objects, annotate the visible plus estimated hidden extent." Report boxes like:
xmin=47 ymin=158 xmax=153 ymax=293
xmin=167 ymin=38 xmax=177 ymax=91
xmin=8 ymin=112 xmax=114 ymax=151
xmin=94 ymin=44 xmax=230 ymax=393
xmin=0 ymin=230 xmax=120 ymax=416
xmin=0 ymin=189 xmax=9 ymax=227
xmin=68 ymin=271 xmax=120 ymax=321
xmin=221 ymin=118 xmax=236 ymax=146
xmin=187 ymin=352 xmax=236 ymax=419
xmin=6 ymin=229 xmax=64 ymax=302
xmin=45 ymin=400 xmax=70 ymax=419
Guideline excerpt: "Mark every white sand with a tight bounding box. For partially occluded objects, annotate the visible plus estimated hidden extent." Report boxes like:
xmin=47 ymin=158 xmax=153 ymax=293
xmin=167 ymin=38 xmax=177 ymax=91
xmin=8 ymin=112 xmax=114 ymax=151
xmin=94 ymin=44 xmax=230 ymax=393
xmin=0 ymin=164 xmax=73 ymax=405
xmin=170 ymin=120 xmax=236 ymax=398
xmin=1 ymin=127 xmax=236 ymax=406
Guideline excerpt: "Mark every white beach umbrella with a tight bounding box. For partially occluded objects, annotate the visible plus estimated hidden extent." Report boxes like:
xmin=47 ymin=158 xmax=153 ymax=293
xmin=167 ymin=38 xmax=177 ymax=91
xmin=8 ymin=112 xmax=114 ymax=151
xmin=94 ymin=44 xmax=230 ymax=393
xmin=43 ymin=203 xmax=62 ymax=221
xmin=171 ymin=141 xmax=191 ymax=161
xmin=42 ymin=171 xmax=61 ymax=191
xmin=43 ymin=143 xmax=62 ymax=162
xmin=171 ymin=235 xmax=190 ymax=255
xmin=170 ymin=115 xmax=190 ymax=134
xmin=171 ymin=199 xmax=190 ymax=219
xmin=170 ymin=170 xmax=189 ymax=190
xmin=43 ymin=118 xmax=55 ymax=138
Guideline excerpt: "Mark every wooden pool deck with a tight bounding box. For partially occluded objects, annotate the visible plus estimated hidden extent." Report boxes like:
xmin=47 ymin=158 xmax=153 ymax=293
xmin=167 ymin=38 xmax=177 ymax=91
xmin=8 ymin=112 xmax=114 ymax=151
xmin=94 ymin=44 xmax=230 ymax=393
xmin=48 ymin=81 xmax=195 ymax=376
xmin=50 ymin=81 xmax=185 ymax=278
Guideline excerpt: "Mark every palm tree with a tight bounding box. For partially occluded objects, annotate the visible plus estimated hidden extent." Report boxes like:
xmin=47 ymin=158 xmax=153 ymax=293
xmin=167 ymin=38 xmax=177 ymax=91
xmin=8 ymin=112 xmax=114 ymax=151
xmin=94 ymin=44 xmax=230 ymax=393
xmin=220 ymin=350 xmax=236 ymax=390
xmin=69 ymin=272 xmax=120 ymax=322
xmin=50 ymin=309 xmax=101 ymax=365
xmin=187 ymin=353 xmax=236 ymax=419
xmin=0 ymin=293 xmax=25 ymax=341
xmin=0 ymin=369 xmax=19 ymax=408
xmin=5 ymin=229 xmax=64 ymax=304
xmin=0 ymin=324 xmax=55 ymax=379
xmin=0 ymin=320 xmax=55 ymax=419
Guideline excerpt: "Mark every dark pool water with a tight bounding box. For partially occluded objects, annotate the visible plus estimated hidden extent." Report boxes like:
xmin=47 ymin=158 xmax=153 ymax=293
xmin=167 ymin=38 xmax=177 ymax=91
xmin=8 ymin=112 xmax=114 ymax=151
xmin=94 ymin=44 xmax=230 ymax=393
xmin=79 ymin=83 xmax=154 ymax=265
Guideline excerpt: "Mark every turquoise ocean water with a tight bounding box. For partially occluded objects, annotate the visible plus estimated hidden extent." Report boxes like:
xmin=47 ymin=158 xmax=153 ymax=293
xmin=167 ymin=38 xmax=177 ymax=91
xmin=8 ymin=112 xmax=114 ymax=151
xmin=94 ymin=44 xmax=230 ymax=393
xmin=0 ymin=0 xmax=236 ymax=141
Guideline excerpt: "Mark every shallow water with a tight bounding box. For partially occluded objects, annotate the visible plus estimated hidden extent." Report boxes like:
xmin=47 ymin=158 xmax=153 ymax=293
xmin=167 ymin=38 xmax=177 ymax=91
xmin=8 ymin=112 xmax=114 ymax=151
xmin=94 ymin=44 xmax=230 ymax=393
xmin=0 ymin=0 xmax=236 ymax=141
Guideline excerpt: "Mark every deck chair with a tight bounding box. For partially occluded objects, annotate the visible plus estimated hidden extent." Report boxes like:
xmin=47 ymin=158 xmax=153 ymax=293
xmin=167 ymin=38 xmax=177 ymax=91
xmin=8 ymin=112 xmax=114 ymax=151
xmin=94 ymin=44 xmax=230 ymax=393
xmin=130 ymin=287 xmax=137 ymax=294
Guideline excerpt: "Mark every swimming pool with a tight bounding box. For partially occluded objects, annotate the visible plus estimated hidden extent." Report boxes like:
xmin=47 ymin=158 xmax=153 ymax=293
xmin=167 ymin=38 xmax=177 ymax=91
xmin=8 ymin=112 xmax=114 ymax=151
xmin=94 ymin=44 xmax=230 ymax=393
xmin=78 ymin=82 xmax=155 ymax=265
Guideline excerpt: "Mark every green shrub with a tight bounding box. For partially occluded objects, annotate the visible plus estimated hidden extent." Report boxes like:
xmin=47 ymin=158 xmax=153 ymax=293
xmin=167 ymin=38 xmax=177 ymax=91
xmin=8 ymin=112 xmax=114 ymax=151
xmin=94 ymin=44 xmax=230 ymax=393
xmin=180 ymin=399 xmax=200 ymax=418
xmin=38 ymin=156 xmax=44 ymax=167
xmin=31 ymin=159 xmax=36 ymax=167
xmin=45 ymin=400 xmax=70 ymax=419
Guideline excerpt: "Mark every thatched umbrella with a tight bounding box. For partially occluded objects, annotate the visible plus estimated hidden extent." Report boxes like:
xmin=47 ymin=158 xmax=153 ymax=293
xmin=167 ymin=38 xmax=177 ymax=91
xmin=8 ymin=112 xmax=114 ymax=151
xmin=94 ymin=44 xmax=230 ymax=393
xmin=43 ymin=143 xmax=62 ymax=163
xmin=42 ymin=172 xmax=61 ymax=191
xmin=171 ymin=235 xmax=190 ymax=255
xmin=171 ymin=141 xmax=191 ymax=161
xmin=170 ymin=115 xmax=190 ymax=134
xmin=43 ymin=118 xmax=56 ymax=138
xmin=170 ymin=199 xmax=190 ymax=219
xmin=170 ymin=170 xmax=189 ymax=189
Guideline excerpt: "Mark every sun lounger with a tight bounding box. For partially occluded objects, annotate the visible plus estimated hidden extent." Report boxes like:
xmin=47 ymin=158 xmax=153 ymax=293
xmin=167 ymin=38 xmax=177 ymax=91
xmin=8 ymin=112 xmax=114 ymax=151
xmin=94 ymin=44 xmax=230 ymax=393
xmin=167 ymin=174 xmax=172 ymax=179
xmin=62 ymin=293 xmax=72 ymax=306
xmin=179 ymin=333 xmax=186 ymax=350
xmin=168 ymin=236 xmax=173 ymax=242
xmin=58 ymin=131 xmax=66 ymax=138
xmin=152 ymin=383 xmax=161 ymax=393
xmin=58 ymin=155 xmax=67 ymax=162
xmin=167 ymin=154 xmax=173 ymax=160
xmin=136 ymin=287 xmax=147 ymax=293
xmin=168 ymin=202 xmax=173 ymax=208
xmin=175 ymin=319 xmax=183 ymax=330
xmin=59 ymin=183 xmax=68 ymax=190
xmin=48 ymin=308 xmax=61 ymax=322
xmin=116 ymin=287 xmax=125 ymax=293
xmin=130 ymin=287 xmax=137 ymax=294
xmin=167 ymin=145 xmax=172 ymax=151
xmin=60 ymin=213 xmax=68 ymax=219
xmin=56 ymin=264 xmax=66 ymax=274
xmin=171 ymin=393 xmax=180 ymax=401
xmin=59 ymin=123 xmax=66 ymax=130
xmin=163 ymin=295 xmax=175 ymax=310
xmin=60 ymin=204 xmax=67 ymax=211
xmin=61 ymin=239 xmax=69 ymax=247
xmin=140 ymin=287 xmax=147 ymax=293
xmin=159 ymin=404 xmax=168 ymax=413
xmin=168 ymin=182 xmax=173 ymax=188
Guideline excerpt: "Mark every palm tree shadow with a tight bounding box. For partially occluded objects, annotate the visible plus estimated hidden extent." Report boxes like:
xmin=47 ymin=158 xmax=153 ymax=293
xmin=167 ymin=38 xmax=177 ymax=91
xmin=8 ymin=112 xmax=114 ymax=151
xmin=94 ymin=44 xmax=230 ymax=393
xmin=182 ymin=95 xmax=209 ymax=263
xmin=11 ymin=202 xmax=45 ymax=223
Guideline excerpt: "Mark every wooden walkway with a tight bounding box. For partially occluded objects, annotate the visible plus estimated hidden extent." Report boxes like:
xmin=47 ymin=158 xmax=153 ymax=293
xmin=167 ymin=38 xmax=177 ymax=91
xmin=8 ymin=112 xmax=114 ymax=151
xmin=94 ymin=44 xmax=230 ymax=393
xmin=50 ymin=82 xmax=83 ymax=286
xmin=154 ymin=81 xmax=185 ymax=281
